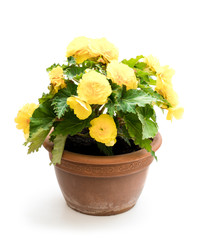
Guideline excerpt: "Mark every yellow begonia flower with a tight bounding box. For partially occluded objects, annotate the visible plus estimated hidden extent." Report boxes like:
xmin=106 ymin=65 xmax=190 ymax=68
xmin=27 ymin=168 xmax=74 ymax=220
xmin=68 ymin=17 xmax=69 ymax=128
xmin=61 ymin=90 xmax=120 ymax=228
xmin=156 ymin=82 xmax=184 ymax=121
xmin=166 ymin=107 xmax=184 ymax=121
xmin=156 ymin=65 xmax=175 ymax=87
xmin=49 ymin=66 xmax=66 ymax=93
xmin=89 ymin=114 xmax=117 ymax=146
xmin=156 ymin=83 xmax=179 ymax=107
xmin=67 ymin=96 xmax=92 ymax=120
xmin=154 ymin=65 xmax=183 ymax=120
xmin=77 ymin=70 xmax=112 ymax=105
xmin=155 ymin=65 xmax=178 ymax=107
xmin=144 ymin=55 xmax=160 ymax=72
xmin=89 ymin=38 xmax=119 ymax=63
xmin=66 ymin=37 xmax=118 ymax=64
xmin=107 ymin=61 xmax=138 ymax=90
xmin=66 ymin=36 xmax=96 ymax=64
xmin=15 ymin=103 xmax=38 ymax=139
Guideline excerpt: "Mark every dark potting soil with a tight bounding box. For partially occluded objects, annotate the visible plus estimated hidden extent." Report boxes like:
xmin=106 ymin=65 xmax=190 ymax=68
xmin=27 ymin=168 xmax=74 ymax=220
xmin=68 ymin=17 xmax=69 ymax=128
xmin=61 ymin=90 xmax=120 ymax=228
xmin=64 ymin=134 xmax=141 ymax=156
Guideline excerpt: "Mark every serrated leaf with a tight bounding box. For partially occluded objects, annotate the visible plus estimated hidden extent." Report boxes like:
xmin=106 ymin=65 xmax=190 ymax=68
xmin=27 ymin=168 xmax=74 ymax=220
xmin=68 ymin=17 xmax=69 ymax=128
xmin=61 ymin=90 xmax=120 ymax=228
xmin=46 ymin=63 xmax=60 ymax=72
xmin=53 ymin=111 xmax=92 ymax=136
xmin=121 ymin=55 xmax=144 ymax=68
xmin=105 ymin=99 xmax=115 ymax=117
xmin=124 ymin=113 xmax=142 ymax=140
xmin=29 ymin=100 xmax=56 ymax=137
xmin=136 ymin=104 xmax=157 ymax=123
xmin=51 ymin=134 xmax=67 ymax=165
xmin=64 ymin=65 xmax=86 ymax=79
xmin=51 ymin=88 xmax=71 ymax=118
xmin=65 ymin=80 xmax=77 ymax=95
xmin=39 ymin=92 xmax=54 ymax=104
xmin=136 ymin=138 xmax=153 ymax=153
xmin=25 ymin=128 xmax=50 ymax=154
xmin=124 ymin=113 xmax=157 ymax=159
xmin=137 ymin=104 xmax=155 ymax=118
xmin=139 ymin=84 xmax=171 ymax=107
xmin=141 ymin=119 xmax=157 ymax=139
xmin=117 ymin=89 xmax=155 ymax=113
xmin=67 ymin=56 xmax=76 ymax=65
xmin=136 ymin=106 xmax=158 ymax=139
xmin=135 ymin=69 xmax=156 ymax=86
xmin=105 ymin=83 xmax=123 ymax=116
xmin=110 ymin=82 xmax=123 ymax=99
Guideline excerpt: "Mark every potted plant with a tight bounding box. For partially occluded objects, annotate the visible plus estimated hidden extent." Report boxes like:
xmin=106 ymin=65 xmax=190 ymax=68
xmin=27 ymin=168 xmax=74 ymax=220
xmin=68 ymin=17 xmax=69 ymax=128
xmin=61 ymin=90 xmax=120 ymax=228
xmin=15 ymin=37 xmax=183 ymax=216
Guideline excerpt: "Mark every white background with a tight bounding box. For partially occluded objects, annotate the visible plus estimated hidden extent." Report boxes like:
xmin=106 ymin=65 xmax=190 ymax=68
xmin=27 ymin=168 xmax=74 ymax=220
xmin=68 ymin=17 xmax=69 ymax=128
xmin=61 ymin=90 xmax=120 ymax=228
xmin=0 ymin=0 xmax=199 ymax=239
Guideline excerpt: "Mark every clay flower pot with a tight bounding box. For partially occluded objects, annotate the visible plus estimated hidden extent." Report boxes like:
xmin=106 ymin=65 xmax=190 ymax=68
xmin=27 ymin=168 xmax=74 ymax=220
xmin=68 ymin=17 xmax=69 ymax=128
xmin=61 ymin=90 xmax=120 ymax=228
xmin=43 ymin=133 xmax=162 ymax=216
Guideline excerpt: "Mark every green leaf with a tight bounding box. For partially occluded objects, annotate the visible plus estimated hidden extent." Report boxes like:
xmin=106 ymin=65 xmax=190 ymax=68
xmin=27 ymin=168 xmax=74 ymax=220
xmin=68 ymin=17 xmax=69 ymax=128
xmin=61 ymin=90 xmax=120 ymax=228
xmin=136 ymin=106 xmax=158 ymax=139
xmin=65 ymin=80 xmax=77 ymax=95
xmin=82 ymin=60 xmax=95 ymax=68
xmin=64 ymin=65 xmax=86 ymax=79
xmin=134 ymin=62 xmax=147 ymax=70
xmin=124 ymin=113 xmax=156 ymax=158
xmin=51 ymin=134 xmax=67 ymax=165
xmin=46 ymin=63 xmax=60 ymax=72
xmin=39 ymin=92 xmax=54 ymax=104
xmin=117 ymin=125 xmax=131 ymax=146
xmin=96 ymin=142 xmax=113 ymax=156
xmin=105 ymin=99 xmax=115 ymax=117
xmin=121 ymin=55 xmax=144 ymax=68
xmin=67 ymin=56 xmax=76 ymax=65
xmin=135 ymin=68 xmax=154 ymax=77
xmin=25 ymin=128 xmax=50 ymax=154
xmin=51 ymin=88 xmax=71 ymax=119
xmin=137 ymin=104 xmax=157 ymax=120
xmin=108 ymin=82 xmax=123 ymax=103
xmin=147 ymin=77 xmax=157 ymax=85
xmin=117 ymin=89 xmax=155 ymax=113
xmin=136 ymin=138 xmax=153 ymax=153
xmin=135 ymin=69 xmax=156 ymax=85
xmin=139 ymin=84 xmax=171 ymax=107
xmin=105 ymin=83 xmax=123 ymax=116
xmin=53 ymin=111 xmax=92 ymax=136
xmin=29 ymin=100 xmax=56 ymax=137
xmin=124 ymin=113 xmax=142 ymax=140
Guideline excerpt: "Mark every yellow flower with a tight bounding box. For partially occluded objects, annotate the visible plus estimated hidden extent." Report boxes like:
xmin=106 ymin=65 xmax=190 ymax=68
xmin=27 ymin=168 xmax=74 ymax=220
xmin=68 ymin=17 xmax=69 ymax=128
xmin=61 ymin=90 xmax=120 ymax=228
xmin=156 ymin=83 xmax=179 ymax=107
xmin=89 ymin=114 xmax=117 ymax=146
xmin=144 ymin=55 xmax=160 ymax=72
xmin=15 ymin=103 xmax=38 ymax=139
xmin=107 ymin=60 xmax=137 ymax=90
xmin=66 ymin=36 xmax=96 ymax=64
xmin=166 ymin=106 xmax=184 ymax=121
xmin=77 ymin=70 xmax=112 ymax=105
xmin=156 ymin=65 xmax=175 ymax=87
xmin=49 ymin=66 xmax=66 ymax=93
xmin=89 ymin=38 xmax=119 ymax=63
xmin=155 ymin=69 xmax=183 ymax=121
xmin=67 ymin=96 xmax=92 ymax=120
xmin=66 ymin=37 xmax=119 ymax=64
xmin=155 ymin=65 xmax=178 ymax=107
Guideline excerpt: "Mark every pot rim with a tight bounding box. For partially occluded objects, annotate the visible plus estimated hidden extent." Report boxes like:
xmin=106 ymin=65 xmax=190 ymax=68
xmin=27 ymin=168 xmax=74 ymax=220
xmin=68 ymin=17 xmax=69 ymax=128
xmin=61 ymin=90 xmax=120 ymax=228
xmin=43 ymin=132 xmax=162 ymax=166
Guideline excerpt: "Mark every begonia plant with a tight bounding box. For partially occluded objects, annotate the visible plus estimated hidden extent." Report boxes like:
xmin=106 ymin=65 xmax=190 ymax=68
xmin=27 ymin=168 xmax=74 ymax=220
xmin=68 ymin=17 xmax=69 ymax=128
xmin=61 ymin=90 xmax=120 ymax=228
xmin=15 ymin=37 xmax=183 ymax=164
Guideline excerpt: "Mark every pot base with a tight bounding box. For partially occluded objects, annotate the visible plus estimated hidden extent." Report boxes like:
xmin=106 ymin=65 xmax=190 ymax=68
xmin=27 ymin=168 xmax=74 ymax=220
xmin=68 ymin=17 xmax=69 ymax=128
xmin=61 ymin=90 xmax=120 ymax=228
xmin=67 ymin=201 xmax=136 ymax=216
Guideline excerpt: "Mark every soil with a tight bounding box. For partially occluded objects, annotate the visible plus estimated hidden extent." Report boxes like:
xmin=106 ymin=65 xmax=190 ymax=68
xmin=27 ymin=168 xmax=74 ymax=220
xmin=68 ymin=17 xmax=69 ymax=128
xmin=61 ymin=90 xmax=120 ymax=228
xmin=64 ymin=134 xmax=141 ymax=156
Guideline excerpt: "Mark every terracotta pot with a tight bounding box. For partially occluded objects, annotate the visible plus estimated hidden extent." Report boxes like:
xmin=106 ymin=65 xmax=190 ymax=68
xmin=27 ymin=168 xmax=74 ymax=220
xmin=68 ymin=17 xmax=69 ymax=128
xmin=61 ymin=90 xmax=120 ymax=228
xmin=43 ymin=133 xmax=162 ymax=216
